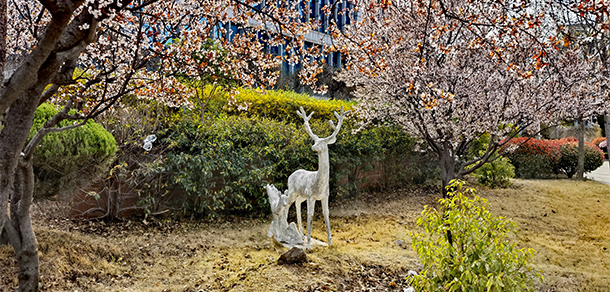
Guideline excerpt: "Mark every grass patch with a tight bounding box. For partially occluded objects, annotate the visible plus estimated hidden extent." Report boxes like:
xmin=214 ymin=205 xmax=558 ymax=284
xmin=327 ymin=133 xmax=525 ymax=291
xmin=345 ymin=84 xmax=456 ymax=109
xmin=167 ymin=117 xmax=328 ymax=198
xmin=1 ymin=180 xmax=609 ymax=291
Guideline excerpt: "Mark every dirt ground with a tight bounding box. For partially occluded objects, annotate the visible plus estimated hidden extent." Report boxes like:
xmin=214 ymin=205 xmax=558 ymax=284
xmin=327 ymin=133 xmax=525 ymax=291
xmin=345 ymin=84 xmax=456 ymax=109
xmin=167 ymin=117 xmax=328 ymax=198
xmin=1 ymin=179 xmax=609 ymax=291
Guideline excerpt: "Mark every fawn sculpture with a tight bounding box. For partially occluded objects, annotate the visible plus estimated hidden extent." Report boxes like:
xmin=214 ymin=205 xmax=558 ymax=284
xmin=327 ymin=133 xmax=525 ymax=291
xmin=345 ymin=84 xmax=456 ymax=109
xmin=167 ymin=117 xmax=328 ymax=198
xmin=286 ymin=106 xmax=348 ymax=249
xmin=265 ymin=184 xmax=303 ymax=245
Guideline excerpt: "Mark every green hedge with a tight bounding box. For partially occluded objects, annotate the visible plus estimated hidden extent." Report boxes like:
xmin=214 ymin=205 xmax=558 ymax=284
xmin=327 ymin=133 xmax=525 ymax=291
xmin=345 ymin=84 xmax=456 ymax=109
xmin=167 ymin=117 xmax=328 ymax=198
xmin=149 ymin=115 xmax=424 ymax=217
xmin=31 ymin=103 xmax=118 ymax=199
xmin=203 ymin=86 xmax=355 ymax=124
xmin=502 ymin=137 xmax=603 ymax=179
xmin=558 ymin=142 xmax=604 ymax=178
xmin=107 ymin=88 xmax=434 ymax=218
xmin=159 ymin=116 xmax=314 ymax=216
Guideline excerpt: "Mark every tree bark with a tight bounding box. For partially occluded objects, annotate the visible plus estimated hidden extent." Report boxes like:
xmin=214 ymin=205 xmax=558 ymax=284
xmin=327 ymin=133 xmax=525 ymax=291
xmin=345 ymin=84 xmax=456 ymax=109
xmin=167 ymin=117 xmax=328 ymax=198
xmin=576 ymin=117 xmax=585 ymax=180
xmin=0 ymin=90 xmax=41 ymax=291
xmin=438 ymin=143 xmax=456 ymax=198
xmin=606 ymin=113 xmax=610 ymax=168
xmin=13 ymin=160 xmax=39 ymax=292
xmin=0 ymin=0 xmax=6 ymax=83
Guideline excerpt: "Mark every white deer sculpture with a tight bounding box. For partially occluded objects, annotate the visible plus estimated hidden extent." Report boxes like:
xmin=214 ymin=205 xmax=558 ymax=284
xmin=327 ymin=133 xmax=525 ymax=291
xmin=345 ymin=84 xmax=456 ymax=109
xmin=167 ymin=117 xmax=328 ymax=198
xmin=286 ymin=106 xmax=348 ymax=249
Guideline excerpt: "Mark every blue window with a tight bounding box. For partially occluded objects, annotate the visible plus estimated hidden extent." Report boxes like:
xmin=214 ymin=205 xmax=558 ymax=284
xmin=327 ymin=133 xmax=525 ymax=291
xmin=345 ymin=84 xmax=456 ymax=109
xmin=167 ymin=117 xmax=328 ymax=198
xmin=334 ymin=52 xmax=342 ymax=68
xmin=254 ymin=0 xmax=264 ymax=11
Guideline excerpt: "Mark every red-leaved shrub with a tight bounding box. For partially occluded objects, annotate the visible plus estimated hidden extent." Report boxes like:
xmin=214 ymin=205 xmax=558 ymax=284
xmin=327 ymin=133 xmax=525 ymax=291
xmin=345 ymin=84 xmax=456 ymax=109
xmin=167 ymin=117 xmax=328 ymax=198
xmin=502 ymin=137 xmax=604 ymax=178
xmin=592 ymin=137 xmax=606 ymax=147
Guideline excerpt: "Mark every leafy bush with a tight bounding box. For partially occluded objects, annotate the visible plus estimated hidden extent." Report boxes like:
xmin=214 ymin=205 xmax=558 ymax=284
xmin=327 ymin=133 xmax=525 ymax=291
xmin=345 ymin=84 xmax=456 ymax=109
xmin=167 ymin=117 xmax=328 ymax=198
xmin=563 ymin=136 xmax=578 ymax=142
xmin=410 ymin=180 xmax=541 ymax=292
xmin=161 ymin=116 xmax=315 ymax=217
xmin=592 ymin=137 xmax=606 ymax=147
xmin=99 ymin=89 xmax=428 ymax=218
xmin=199 ymin=86 xmax=355 ymax=124
xmin=592 ymin=137 xmax=607 ymax=157
xmin=31 ymin=103 xmax=118 ymax=200
xmin=473 ymin=156 xmax=515 ymax=188
xmin=557 ymin=142 xmax=604 ymax=178
xmin=501 ymin=137 xmax=560 ymax=179
xmin=502 ymin=137 xmax=604 ymax=179
xmin=153 ymin=115 xmax=421 ymax=217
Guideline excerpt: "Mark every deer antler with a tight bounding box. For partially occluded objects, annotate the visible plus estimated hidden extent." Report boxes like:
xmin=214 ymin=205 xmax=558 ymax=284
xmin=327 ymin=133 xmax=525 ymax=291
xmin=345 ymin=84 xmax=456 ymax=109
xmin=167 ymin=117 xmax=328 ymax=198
xmin=297 ymin=106 xmax=319 ymax=140
xmin=323 ymin=106 xmax=350 ymax=142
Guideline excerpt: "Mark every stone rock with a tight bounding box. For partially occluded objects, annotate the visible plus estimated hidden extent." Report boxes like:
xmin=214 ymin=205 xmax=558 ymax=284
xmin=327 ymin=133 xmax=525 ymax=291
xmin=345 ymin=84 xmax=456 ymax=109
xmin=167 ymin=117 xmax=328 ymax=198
xmin=277 ymin=247 xmax=308 ymax=265
xmin=404 ymin=287 xmax=415 ymax=292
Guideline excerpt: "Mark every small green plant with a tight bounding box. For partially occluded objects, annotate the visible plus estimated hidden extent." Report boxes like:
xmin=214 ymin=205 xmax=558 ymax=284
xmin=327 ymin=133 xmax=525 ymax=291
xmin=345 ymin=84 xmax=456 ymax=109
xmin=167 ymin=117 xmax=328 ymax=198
xmin=473 ymin=156 xmax=515 ymax=188
xmin=409 ymin=180 xmax=541 ymax=292
xmin=557 ymin=142 xmax=604 ymax=178
xmin=31 ymin=103 xmax=118 ymax=200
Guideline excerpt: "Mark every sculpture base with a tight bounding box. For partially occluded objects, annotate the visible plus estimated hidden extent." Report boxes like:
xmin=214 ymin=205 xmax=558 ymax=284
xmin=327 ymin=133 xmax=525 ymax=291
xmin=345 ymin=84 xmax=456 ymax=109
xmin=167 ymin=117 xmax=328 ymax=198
xmin=276 ymin=237 xmax=329 ymax=249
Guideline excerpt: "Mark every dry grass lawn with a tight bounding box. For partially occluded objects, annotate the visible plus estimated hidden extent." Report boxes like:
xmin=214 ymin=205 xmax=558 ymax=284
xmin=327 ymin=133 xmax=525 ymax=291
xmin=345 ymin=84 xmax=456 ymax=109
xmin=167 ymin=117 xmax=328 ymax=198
xmin=0 ymin=179 xmax=609 ymax=291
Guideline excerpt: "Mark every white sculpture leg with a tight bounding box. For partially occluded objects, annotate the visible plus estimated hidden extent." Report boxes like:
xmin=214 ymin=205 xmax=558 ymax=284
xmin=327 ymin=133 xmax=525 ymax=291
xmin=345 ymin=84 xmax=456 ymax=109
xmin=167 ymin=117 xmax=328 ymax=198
xmin=295 ymin=196 xmax=306 ymax=235
xmin=306 ymin=198 xmax=315 ymax=249
xmin=322 ymin=196 xmax=332 ymax=246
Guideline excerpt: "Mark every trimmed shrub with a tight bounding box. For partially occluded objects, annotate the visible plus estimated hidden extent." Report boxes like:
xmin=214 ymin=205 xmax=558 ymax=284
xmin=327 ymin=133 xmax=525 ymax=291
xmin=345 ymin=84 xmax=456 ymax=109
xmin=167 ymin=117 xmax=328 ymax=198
xmin=592 ymin=137 xmax=606 ymax=147
xmin=409 ymin=180 xmax=541 ymax=292
xmin=153 ymin=115 xmax=422 ymax=217
xmin=502 ymin=137 xmax=560 ymax=179
xmin=557 ymin=142 xmax=604 ymax=178
xmin=502 ymin=137 xmax=604 ymax=179
xmin=31 ymin=103 xmax=118 ymax=200
xmin=563 ymin=136 xmax=578 ymax=142
xmin=200 ymin=86 xmax=355 ymax=124
xmin=592 ymin=137 xmax=607 ymax=158
xmin=161 ymin=116 xmax=315 ymax=217
xmin=473 ymin=156 xmax=515 ymax=188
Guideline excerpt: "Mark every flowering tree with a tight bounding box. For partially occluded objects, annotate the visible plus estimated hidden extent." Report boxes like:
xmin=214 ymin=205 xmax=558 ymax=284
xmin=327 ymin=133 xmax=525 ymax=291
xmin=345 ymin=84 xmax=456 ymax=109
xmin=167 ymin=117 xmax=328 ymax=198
xmin=546 ymin=0 xmax=610 ymax=175
xmin=337 ymin=0 xmax=599 ymax=195
xmin=0 ymin=0 xmax=330 ymax=290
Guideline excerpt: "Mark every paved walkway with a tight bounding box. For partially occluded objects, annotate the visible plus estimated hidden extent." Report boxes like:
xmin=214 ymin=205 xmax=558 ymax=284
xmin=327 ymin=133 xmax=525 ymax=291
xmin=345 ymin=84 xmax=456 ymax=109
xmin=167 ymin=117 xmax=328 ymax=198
xmin=586 ymin=161 xmax=610 ymax=186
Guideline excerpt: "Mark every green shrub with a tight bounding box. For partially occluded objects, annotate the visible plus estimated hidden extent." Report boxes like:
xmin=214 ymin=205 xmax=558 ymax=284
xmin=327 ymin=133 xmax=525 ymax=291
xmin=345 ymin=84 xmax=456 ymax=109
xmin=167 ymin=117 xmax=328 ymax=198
xmin=104 ymin=89 xmax=428 ymax=218
xmin=410 ymin=180 xmax=541 ymax=292
xmin=557 ymin=142 xmax=604 ymax=178
xmin=502 ymin=137 xmax=560 ymax=179
xmin=199 ymin=86 xmax=355 ymax=124
xmin=30 ymin=103 xmax=118 ymax=199
xmin=473 ymin=156 xmax=515 ymax=188
xmin=158 ymin=115 xmax=315 ymax=217
xmin=503 ymin=137 xmax=604 ymax=179
xmin=142 ymin=114 xmax=422 ymax=217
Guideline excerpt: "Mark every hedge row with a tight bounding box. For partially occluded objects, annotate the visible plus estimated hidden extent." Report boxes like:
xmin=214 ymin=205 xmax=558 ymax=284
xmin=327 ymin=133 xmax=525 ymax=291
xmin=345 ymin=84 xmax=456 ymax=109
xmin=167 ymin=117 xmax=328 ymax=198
xmin=31 ymin=103 xmax=117 ymax=199
xmin=502 ymin=137 xmax=603 ymax=179
xmin=127 ymin=88 xmax=436 ymax=218
xmin=201 ymin=86 xmax=355 ymax=125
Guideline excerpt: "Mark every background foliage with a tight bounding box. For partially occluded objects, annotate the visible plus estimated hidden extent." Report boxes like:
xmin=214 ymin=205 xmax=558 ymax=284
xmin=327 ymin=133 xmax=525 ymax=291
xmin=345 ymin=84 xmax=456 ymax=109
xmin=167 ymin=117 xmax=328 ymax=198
xmin=31 ymin=103 xmax=118 ymax=200
xmin=502 ymin=137 xmax=603 ymax=179
xmin=106 ymin=88 xmax=436 ymax=218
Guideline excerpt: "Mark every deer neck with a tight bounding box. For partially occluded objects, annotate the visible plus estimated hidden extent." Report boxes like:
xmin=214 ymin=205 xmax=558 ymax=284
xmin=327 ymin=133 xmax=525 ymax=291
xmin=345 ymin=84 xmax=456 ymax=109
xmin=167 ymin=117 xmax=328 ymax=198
xmin=315 ymin=149 xmax=330 ymax=182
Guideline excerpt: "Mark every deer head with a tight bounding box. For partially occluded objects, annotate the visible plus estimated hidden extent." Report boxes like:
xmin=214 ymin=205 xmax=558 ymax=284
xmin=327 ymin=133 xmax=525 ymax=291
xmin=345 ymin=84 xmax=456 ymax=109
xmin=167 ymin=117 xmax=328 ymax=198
xmin=296 ymin=106 xmax=349 ymax=153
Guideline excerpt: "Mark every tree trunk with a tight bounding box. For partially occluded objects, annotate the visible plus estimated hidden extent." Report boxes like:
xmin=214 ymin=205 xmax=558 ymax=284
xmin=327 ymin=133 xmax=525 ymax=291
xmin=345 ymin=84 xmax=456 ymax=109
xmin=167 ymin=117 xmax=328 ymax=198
xmin=605 ymin=113 xmax=610 ymax=168
xmin=0 ymin=0 xmax=6 ymax=83
xmin=0 ymin=0 xmax=8 ymax=247
xmin=0 ymin=84 xmax=45 ymax=292
xmin=576 ymin=117 xmax=585 ymax=180
xmin=13 ymin=161 xmax=39 ymax=292
xmin=438 ymin=144 xmax=456 ymax=198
